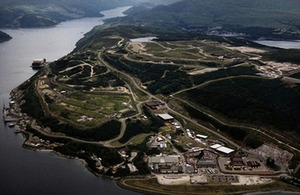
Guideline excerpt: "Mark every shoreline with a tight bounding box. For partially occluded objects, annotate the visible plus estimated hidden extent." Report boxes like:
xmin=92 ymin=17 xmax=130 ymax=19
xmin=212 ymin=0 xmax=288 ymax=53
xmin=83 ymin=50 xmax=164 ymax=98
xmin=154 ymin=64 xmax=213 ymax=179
xmin=245 ymin=190 xmax=300 ymax=195
xmin=20 ymin=132 xmax=122 ymax=181
xmin=117 ymin=177 xmax=300 ymax=195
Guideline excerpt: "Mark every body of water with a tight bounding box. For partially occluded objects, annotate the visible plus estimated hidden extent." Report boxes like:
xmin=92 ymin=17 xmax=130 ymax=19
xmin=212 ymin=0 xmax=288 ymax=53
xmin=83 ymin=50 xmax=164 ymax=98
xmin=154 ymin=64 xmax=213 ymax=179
xmin=254 ymin=40 xmax=300 ymax=49
xmin=0 ymin=6 xmax=138 ymax=195
xmin=130 ymin=36 xmax=157 ymax=42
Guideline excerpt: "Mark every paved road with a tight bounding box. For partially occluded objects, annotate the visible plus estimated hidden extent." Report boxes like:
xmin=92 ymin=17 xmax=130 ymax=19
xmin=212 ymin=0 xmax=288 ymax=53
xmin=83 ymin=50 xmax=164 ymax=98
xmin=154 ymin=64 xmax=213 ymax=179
xmin=99 ymin=50 xmax=300 ymax=156
xmin=28 ymin=50 xmax=300 ymax=156
xmin=30 ymin=120 xmax=107 ymax=145
xmin=171 ymin=75 xmax=269 ymax=96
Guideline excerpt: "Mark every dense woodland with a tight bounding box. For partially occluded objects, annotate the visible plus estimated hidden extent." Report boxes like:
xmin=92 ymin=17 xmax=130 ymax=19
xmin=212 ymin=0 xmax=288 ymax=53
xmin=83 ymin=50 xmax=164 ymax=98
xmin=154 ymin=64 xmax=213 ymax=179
xmin=181 ymin=77 xmax=300 ymax=134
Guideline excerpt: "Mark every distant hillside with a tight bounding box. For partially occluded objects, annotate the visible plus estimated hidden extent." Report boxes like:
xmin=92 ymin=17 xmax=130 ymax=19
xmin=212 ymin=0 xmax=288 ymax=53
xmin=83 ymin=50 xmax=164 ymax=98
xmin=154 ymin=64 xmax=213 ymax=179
xmin=0 ymin=0 xmax=146 ymax=28
xmin=124 ymin=0 xmax=180 ymax=15
xmin=0 ymin=31 xmax=11 ymax=42
xmin=114 ymin=0 xmax=300 ymax=40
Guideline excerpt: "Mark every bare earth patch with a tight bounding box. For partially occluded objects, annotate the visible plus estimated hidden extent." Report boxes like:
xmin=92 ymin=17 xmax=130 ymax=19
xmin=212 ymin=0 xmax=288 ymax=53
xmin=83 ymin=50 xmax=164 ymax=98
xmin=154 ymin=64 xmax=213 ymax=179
xmin=156 ymin=174 xmax=190 ymax=185
xmin=188 ymin=68 xmax=219 ymax=75
xmin=232 ymin=176 xmax=273 ymax=186
xmin=225 ymin=46 xmax=266 ymax=53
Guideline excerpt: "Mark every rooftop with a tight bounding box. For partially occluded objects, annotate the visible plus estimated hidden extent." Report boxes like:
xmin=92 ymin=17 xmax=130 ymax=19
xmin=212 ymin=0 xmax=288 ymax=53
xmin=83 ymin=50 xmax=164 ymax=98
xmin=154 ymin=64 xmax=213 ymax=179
xmin=210 ymin=144 xmax=222 ymax=149
xmin=148 ymin=155 xmax=180 ymax=164
xmin=216 ymin=146 xmax=234 ymax=154
xmin=157 ymin=113 xmax=174 ymax=120
xmin=210 ymin=144 xmax=234 ymax=154
xmin=196 ymin=134 xmax=208 ymax=139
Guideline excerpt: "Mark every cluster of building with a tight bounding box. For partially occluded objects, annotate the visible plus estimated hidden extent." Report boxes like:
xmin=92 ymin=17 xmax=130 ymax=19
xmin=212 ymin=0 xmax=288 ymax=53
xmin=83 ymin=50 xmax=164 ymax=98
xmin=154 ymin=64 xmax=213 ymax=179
xmin=117 ymin=149 xmax=139 ymax=173
xmin=91 ymin=154 xmax=104 ymax=171
xmin=24 ymin=136 xmax=63 ymax=149
xmin=186 ymin=129 xmax=208 ymax=145
xmin=91 ymin=148 xmax=139 ymax=174
xmin=250 ymin=144 xmax=293 ymax=168
xmin=218 ymin=151 xmax=270 ymax=174
xmin=145 ymin=101 xmax=166 ymax=114
xmin=149 ymin=136 xmax=168 ymax=149
xmin=148 ymin=155 xmax=182 ymax=174
xmin=144 ymin=102 xmax=279 ymax=175
xmin=196 ymin=150 xmax=218 ymax=168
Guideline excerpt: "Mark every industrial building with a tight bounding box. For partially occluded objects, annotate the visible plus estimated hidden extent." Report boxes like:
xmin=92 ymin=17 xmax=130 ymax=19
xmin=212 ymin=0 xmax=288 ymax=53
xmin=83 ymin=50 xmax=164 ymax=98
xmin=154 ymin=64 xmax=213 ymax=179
xmin=148 ymin=155 xmax=181 ymax=173
xmin=157 ymin=113 xmax=174 ymax=122
xmin=210 ymin=144 xmax=234 ymax=155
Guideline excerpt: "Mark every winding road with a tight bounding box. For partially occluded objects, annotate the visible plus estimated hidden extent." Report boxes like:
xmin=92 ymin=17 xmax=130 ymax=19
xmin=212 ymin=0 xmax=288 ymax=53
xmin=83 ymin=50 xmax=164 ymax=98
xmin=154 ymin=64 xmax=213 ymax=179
xmin=27 ymin=47 xmax=300 ymax=157
xmin=97 ymin=51 xmax=242 ymax=149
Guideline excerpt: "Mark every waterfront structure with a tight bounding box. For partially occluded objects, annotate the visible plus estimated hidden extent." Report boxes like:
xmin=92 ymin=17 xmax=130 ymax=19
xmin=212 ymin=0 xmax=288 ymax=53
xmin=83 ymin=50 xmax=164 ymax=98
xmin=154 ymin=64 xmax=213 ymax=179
xmin=31 ymin=58 xmax=46 ymax=69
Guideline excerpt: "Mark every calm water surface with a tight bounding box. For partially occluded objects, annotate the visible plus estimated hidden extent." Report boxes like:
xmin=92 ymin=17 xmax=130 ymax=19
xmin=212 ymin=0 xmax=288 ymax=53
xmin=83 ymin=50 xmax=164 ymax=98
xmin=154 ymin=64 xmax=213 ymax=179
xmin=130 ymin=36 xmax=157 ymax=42
xmin=0 ymin=6 xmax=139 ymax=195
xmin=254 ymin=40 xmax=300 ymax=49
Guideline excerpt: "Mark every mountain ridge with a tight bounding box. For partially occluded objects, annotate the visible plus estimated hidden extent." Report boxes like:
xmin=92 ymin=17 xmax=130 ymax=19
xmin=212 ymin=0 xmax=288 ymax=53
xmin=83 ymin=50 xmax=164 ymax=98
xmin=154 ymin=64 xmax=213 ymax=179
xmin=112 ymin=0 xmax=300 ymax=40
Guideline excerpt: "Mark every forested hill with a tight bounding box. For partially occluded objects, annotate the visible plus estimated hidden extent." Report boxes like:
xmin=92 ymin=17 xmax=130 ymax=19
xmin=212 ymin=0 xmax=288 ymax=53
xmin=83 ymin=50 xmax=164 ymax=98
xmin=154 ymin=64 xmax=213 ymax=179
xmin=0 ymin=0 xmax=146 ymax=28
xmin=113 ymin=0 xmax=300 ymax=40
xmin=0 ymin=31 xmax=12 ymax=42
xmin=124 ymin=0 xmax=181 ymax=15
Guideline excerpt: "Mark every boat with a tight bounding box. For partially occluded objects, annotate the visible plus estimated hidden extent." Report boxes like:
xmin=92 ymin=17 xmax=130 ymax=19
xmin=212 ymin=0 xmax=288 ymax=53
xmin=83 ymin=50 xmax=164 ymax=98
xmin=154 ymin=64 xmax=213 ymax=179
xmin=8 ymin=123 xmax=15 ymax=128
xmin=31 ymin=58 xmax=46 ymax=69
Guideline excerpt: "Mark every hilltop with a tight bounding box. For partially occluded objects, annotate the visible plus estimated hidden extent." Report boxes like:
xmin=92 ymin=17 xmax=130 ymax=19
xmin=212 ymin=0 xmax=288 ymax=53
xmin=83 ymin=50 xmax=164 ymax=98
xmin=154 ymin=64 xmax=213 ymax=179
xmin=123 ymin=0 xmax=181 ymax=15
xmin=112 ymin=0 xmax=300 ymax=40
